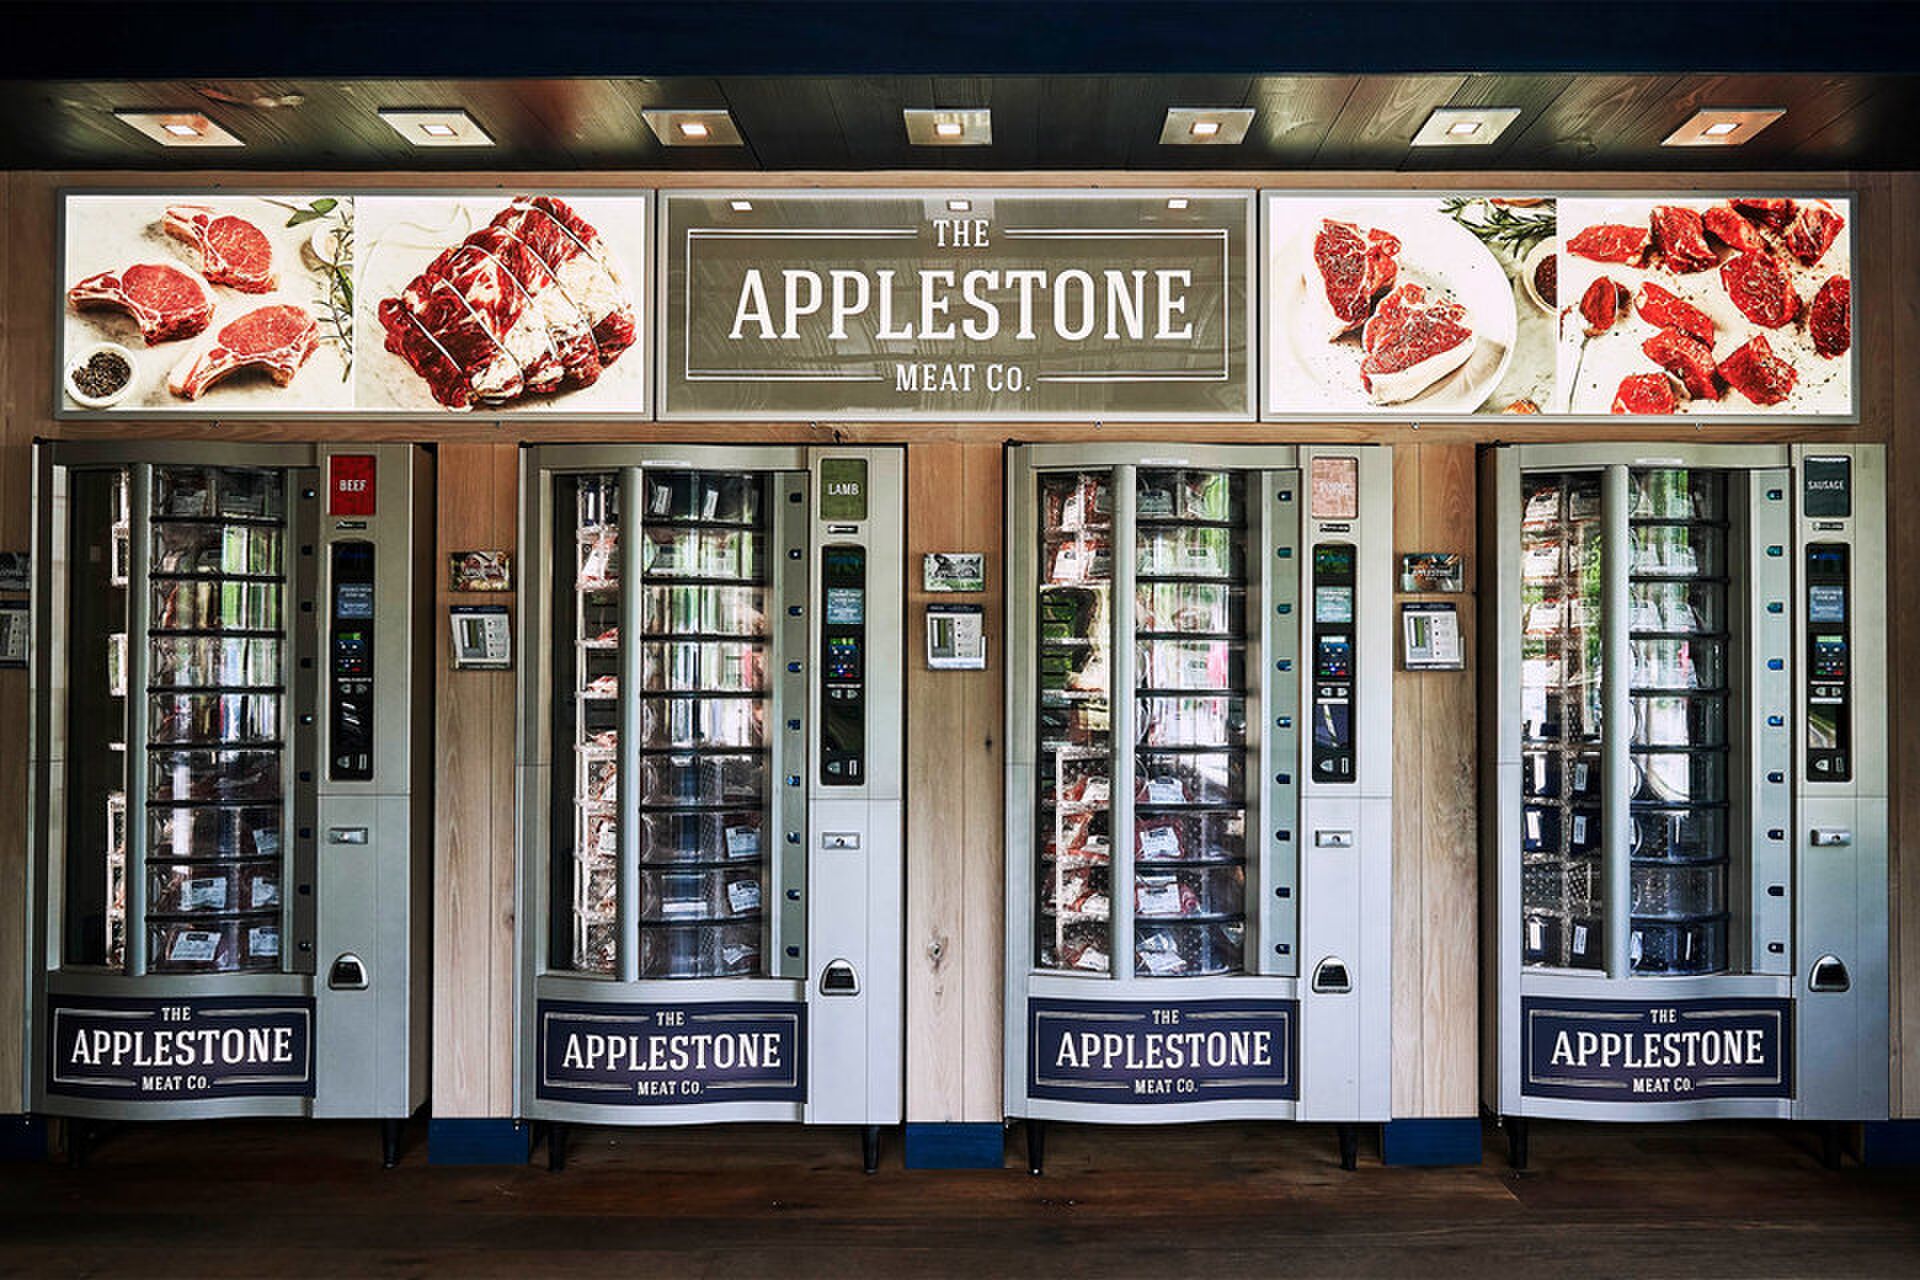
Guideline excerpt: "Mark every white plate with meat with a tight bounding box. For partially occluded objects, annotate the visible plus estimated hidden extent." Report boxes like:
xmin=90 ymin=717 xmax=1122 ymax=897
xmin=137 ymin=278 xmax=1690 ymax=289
xmin=1267 ymin=200 xmax=1516 ymax=414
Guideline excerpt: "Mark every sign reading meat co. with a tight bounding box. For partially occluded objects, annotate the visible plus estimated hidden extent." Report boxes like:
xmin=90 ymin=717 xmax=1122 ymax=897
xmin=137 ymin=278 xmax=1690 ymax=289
xmin=1027 ymin=997 xmax=1297 ymax=1105
xmin=45 ymin=994 xmax=314 ymax=1101
xmin=536 ymin=999 xmax=805 ymax=1106
xmin=1521 ymin=997 xmax=1793 ymax=1102
xmin=660 ymin=191 xmax=1254 ymax=420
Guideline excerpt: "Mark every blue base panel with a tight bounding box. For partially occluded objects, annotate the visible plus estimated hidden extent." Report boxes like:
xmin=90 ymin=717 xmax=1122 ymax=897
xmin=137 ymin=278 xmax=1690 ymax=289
xmin=1381 ymin=1117 xmax=1483 ymax=1166
xmin=1861 ymin=1120 xmax=1920 ymax=1167
xmin=0 ymin=1115 xmax=48 ymax=1162
xmin=903 ymin=1122 xmax=1006 ymax=1170
xmin=427 ymin=1117 xmax=533 ymax=1166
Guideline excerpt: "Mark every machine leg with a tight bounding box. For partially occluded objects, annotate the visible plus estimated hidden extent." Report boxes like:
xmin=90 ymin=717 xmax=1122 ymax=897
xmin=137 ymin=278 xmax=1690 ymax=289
xmin=380 ymin=1118 xmax=403 ymax=1169
xmin=547 ymin=1121 xmax=568 ymax=1173
xmin=1026 ymin=1119 xmax=1047 ymax=1176
xmin=862 ymin=1125 xmax=881 ymax=1175
xmin=1337 ymin=1124 xmax=1359 ymax=1172
xmin=1820 ymin=1121 xmax=1845 ymax=1170
xmin=65 ymin=1120 xmax=87 ymax=1168
xmin=1505 ymin=1116 xmax=1529 ymax=1171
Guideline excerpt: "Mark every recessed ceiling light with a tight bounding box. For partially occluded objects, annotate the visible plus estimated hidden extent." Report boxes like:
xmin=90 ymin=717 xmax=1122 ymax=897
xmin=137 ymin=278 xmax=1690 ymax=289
xmin=1663 ymin=107 xmax=1785 ymax=147
xmin=1412 ymin=106 xmax=1522 ymax=147
xmin=1161 ymin=108 xmax=1255 ymax=146
xmin=113 ymin=110 xmax=243 ymax=148
xmin=378 ymin=109 xmax=492 ymax=147
xmin=947 ymin=199 xmax=972 ymax=212
xmin=729 ymin=199 xmax=754 ymax=212
xmin=1167 ymin=198 xmax=1190 ymax=210
xmin=641 ymin=108 xmax=743 ymax=147
xmin=904 ymin=108 xmax=992 ymax=146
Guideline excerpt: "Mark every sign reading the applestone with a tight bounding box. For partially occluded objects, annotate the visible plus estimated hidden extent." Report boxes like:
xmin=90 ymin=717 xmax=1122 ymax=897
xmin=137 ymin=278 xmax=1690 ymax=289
xmin=661 ymin=191 xmax=1253 ymax=420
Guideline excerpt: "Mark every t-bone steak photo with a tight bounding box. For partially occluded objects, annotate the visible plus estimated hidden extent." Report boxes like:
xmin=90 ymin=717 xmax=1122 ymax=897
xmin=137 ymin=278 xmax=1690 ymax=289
xmin=167 ymin=303 xmax=319 ymax=400
xmin=163 ymin=205 xmax=278 ymax=292
xmin=1359 ymin=283 xmax=1476 ymax=404
xmin=376 ymin=195 xmax=638 ymax=409
xmin=1306 ymin=218 xmax=1400 ymax=339
xmin=67 ymin=262 xmax=217 ymax=344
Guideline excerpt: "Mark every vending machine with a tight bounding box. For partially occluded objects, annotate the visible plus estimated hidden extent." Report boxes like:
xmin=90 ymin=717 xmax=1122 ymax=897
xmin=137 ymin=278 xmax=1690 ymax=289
xmin=1004 ymin=444 xmax=1393 ymax=1172
xmin=516 ymin=445 xmax=903 ymax=1171
xmin=26 ymin=441 xmax=432 ymax=1165
xmin=1484 ymin=443 xmax=1887 ymax=1165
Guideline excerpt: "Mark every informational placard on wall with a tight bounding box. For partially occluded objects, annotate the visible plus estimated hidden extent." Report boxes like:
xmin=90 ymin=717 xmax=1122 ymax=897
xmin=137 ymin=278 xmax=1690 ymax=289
xmin=660 ymin=191 xmax=1254 ymax=420
xmin=57 ymin=191 xmax=650 ymax=417
xmin=1264 ymin=193 xmax=1855 ymax=422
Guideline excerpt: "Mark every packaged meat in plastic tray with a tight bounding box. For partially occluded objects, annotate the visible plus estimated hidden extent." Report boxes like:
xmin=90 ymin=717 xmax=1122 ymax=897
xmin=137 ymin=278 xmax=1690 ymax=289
xmin=1629 ymin=916 xmax=1727 ymax=975
xmin=1137 ymin=638 xmax=1239 ymax=691
xmin=1630 ymin=861 xmax=1726 ymax=919
xmin=1136 ymin=526 xmax=1237 ymax=579
xmin=581 ymin=811 xmax=621 ymax=861
xmin=579 ymin=755 xmax=617 ymax=805
xmin=1136 ymin=695 xmax=1245 ymax=748
xmin=152 ymin=579 xmax=282 ymax=631
xmin=1136 ymin=751 xmax=1243 ymax=807
xmin=1136 ymin=581 xmax=1239 ymax=634
xmin=1135 ymin=866 xmax=1243 ymax=919
xmin=149 ymin=913 xmax=279 ymax=973
xmin=150 ymin=804 xmax=282 ymax=860
xmin=641 ymin=752 xmax=765 ymax=806
xmin=638 ymin=868 xmax=762 ymax=922
xmin=1052 ymin=809 xmax=1110 ymax=868
xmin=1134 ymin=811 xmax=1245 ymax=863
xmin=1043 ymin=473 xmax=1112 ymax=534
xmin=643 ymin=527 xmax=760 ymax=581
xmin=642 ymin=584 xmax=767 ymax=637
xmin=642 ymin=696 xmax=765 ymax=749
xmin=1045 ymin=867 xmax=1110 ymax=921
xmin=149 ymin=691 xmax=282 ymax=746
xmin=578 ymin=527 xmax=619 ymax=590
xmin=642 ymin=640 xmax=768 ymax=693
xmin=640 ymin=921 xmax=761 ymax=979
xmin=638 ymin=810 xmax=763 ymax=864
xmin=149 ymin=750 xmax=281 ymax=803
xmin=150 ymin=522 xmax=284 ymax=577
xmin=155 ymin=466 xmax=285 ymax=520
xmin=150 ymin=636 xmax=282 ymax=687
xmin=574 ymin=853 xmax=618 ymax=920
xmin=1054 ymin=920 xmax=1111 ymax=974
xmin=573 ymin=916 xmax=617 ymax=973
xmin=1046 ymin=536 xmax=1111 ymax=585
xmin=1134 ymin=921 xmax=1244 ymax=977
xmin=149 ymin=861 xmax=280 ymax=915
xmin=645 ymin=471 xmax=762 ymax=525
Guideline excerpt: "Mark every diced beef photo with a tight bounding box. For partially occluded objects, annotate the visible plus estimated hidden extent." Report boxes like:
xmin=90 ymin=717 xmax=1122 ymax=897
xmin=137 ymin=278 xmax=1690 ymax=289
xmin=1783 ymin=203 xmax=1846 ymax=267
xmin=67 ymin=262 xmax=217 ymax=345
xmin=1635 ymin=282 xmax=1715 ymax=345
xmin=1650 ymin=205 xmax=1718 ymax=273
xmin=1566 ymin=223 xmax=1652 ymax=265
xmin=1720 ymin=251 xmax=1800 ymax=328
xmin=1719 ymin=334 xmax=1799 ymax=405
xmin=1307 ymin=218 xmax=1400 ymax=339
xmin=1358 ymin=283 xmax=1477 ymax=404
xmin=1701 ymin=204 xmax=1765 ymax=254
xmin=1730 ymin=197 xmax=1797 ymax=231
xmin=1642 ymin=327 xmax=1720 ymax=402
xmin=1578 ymin=276 xmax=1629 ymax=337
xmin=1809 ymin=275 xmax=1851 ymax=359
xmin=1611 ymin=372 xmax=1679 ymax=415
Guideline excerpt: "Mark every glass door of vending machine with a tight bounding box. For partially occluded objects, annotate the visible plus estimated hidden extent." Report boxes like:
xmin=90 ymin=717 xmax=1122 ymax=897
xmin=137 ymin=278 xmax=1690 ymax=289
xmin=1486 ymin=444 xmax=1888 ymax=1167
xmin=518 ymin=446 xmax=902 ymax=1171
xmin=1004 ymin=444 xmax=1392 ymax=1173
xmin=29 ymin=442 xmax=431 ymax=1164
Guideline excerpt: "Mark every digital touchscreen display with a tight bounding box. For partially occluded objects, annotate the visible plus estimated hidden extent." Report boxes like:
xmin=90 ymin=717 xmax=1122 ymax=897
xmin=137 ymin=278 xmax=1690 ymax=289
xmin=335 ymin=582 xmax=374 ymax=619
xmin=1314 ymin=586 xmax=1353 ymax=624
xmin=826 ymin=587 xmax=864 ymax=626
xmin=1808 ymin=585 xmax=1846 ymax=624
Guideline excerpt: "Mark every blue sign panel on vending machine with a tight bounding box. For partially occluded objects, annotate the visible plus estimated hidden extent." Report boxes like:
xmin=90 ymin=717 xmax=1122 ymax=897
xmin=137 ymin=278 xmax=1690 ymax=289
xmin=46 ymin=994 xmax=315 ymax=1101
xmin=1027 ymin=997 xmax=1297 ymax=1104
xmin=1521 ymin=997 xmax=1793 ymax=1101
xmin=537 ymin=1000 xmax=806 ymax=1106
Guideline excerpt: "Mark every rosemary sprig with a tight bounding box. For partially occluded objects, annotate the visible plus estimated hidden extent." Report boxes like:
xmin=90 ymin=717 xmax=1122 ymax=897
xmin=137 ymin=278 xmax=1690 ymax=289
xmin=284 ymin=198 xmax=354 ymax=378
xmin=1442 ymin=197 xmax=1557 ymax=260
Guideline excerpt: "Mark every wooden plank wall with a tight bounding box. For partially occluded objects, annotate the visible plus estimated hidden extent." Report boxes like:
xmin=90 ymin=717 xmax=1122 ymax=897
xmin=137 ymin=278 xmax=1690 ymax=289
xmin=0 ymin=167 xmax=1912 ymax=1128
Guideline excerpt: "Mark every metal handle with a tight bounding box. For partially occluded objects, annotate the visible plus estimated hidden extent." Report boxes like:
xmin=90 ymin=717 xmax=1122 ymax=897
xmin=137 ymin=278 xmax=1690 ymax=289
xmin=821 ymin=831 xmax=861 ymax=850
xmin=1809 ymin=828 xmax=1852 ymax=848
xmin=1314 ymin=829 xmax=1353 ymax=849
xmin=327 ymin=826 xmax=369 ymax=845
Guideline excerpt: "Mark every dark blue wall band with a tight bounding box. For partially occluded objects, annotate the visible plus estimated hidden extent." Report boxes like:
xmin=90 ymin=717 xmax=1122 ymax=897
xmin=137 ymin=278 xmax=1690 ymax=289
xmin=1381 ymin=1117 xmax=1483 ymax=1167
xmin=427 ymin=1117 xmax=532 ymax=1166
xmin=903 ymin=1122 xmax=1005 ymax=1170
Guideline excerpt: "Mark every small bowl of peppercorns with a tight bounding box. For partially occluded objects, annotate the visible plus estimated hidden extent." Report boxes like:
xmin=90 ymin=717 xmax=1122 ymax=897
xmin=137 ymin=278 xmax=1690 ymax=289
xmin=65 ymin=341 xmax=137 ymax=409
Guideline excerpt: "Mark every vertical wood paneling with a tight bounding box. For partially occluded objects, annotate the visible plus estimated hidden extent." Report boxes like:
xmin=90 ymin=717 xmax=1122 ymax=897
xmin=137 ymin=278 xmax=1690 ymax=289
xmin=958 ymin=443 xmax=1006 ymax=1122
xmin=486 ymin=442 xmax=520 ymax=1115
xmin=1389 ymin=445 xmax=1426 ymax=1117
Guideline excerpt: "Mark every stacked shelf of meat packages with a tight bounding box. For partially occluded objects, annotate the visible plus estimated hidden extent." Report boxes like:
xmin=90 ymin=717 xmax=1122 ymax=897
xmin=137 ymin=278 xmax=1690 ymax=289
xmin=572 ymin=475 xmax=622 ymax=973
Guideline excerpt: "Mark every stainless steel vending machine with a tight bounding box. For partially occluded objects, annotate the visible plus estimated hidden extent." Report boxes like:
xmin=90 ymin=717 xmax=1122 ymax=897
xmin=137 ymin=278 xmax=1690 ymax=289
xmin=516 ymin=445 xmax=903 ymax=1171
xmin=1484 ymin=443 xmax=1887 ymax=1166
xmin=1004 ymin=444 xmax=1393 ymax=1172
xmin=27 ymin=441 xmax=432 ymax=1165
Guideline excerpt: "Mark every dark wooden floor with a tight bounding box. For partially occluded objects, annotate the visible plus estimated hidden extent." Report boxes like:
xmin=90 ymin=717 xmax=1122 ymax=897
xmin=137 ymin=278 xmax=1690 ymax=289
xmin=2 ymin=1117 xmax=1918 ymax=1277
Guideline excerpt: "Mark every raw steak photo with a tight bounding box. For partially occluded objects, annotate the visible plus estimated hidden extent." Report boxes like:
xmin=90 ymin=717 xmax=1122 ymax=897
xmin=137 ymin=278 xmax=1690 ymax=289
xmin=1783 ymin=203 xmax=1846 ymax=268
xmin=1306 ymin=218 xmax=1400 ymax=339
xmin=1578 ymin=277 xmax=1628 ymax=337
xmin=167 ymin=304 xmax=319 ymax=400
xmin=1634 ymin=282 xmax=1715 ymax=345
xmin=67 ymin=262 xmax=216 ymax=344
xmin=1729 ymin=197 xmax=1796 ymax=231
xmin=1719 ymin=334 xmax=1798 ymax=405
xmin=1809 ymin=275 xmax=1851 ymax=359
xmin=373 ymin=195 xmax=639 ymax=410
xmin=1701 ymin=204 xmax=1765 ymax=254
xmin=1566 ymin=223 xmax=1651 ymax=265
xmin=1650 ymin=206 xmax=1717 ymax=274
xmin=1642 ymin=328 xmax=1719 ymax=402
xmin=1611 ymin=372 xmax=1679 ymax=415
xmin=1360 ymin=283 xmax=1476 ymax=404
xmin=163 ymin=205 xmax=277 ymax=292
xmin=1720 ymin=251 xmax=1800 ymax=329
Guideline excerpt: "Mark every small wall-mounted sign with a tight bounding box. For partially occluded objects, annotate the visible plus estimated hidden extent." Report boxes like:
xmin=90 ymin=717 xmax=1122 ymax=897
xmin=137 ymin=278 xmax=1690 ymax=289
xmin=924 ymin=552 xmax=986 ymax=593
xmin=0 ymin=604 xmax=26 ymax=668
xmin=450 ymin=605 xmax=512 ymax=670
xmin=1400 ymin=552 xmax=1465 ymax=593
xmin=449 ymin=549 xmax=512 ymax=592
xmin=927 ymin=603 xmax=987 ymax=670
xmin=1401 ymin=601 xmax=1463 ymax=670
xmin=0 ymin=551 xmax=28 ymax=594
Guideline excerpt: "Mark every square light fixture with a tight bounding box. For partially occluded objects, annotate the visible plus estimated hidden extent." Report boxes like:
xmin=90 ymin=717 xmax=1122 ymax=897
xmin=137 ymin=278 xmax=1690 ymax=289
xmin=1161 ymin=107 xmax=1255 ymax=146
xmin=112 ymin=110 xmax=244 ymax=148
xmin=378 ymin=108 xmax=493 ymax=147
xmin=642 ymin=108 xmax=743 ymax=147
xmin=1411 ymin=106 xmax=1522 ymax=147
xmin=1663 ymin=107 xmax=1785 ymax=147
xmin=904 ymin=108 xmax=992 ymax=146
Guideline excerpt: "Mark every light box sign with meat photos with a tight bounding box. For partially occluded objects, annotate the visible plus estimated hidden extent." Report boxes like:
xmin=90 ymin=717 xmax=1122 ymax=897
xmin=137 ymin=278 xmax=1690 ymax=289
xmin=659 ymin=191 xmax=1254 ymax=420
xmin=1263 ymin=192 xmax=1856 ymax=423
xmin=56 ymin=191 xmax=651 ymax=417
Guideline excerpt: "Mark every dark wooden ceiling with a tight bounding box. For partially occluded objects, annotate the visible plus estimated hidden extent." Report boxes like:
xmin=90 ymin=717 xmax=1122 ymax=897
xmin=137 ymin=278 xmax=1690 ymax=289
xmin=4 ymin=71 xmax=1919 ymax=173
